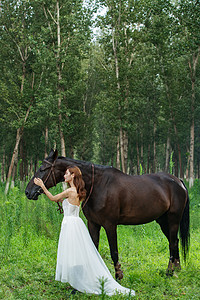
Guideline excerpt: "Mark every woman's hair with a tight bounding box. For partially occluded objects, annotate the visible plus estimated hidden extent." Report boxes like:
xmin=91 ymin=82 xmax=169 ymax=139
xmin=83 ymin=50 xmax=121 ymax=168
xmin=66 ymin=166 xmax=86 ymax=201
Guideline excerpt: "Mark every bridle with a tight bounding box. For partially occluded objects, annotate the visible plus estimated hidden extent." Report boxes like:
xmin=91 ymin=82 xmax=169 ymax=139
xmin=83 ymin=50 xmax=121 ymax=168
xmin=38 ymin=160 xmax=95 ymax=214
xmin=38 ymin=159 xmax=63 ymax=214
xmin=42 ymin=159 xmax=57 ymax=186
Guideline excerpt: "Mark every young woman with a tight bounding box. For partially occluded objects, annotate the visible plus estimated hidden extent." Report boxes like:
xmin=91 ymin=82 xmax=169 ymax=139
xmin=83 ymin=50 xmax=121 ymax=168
xmin=34 ymin=166 xmax=135 ymax=296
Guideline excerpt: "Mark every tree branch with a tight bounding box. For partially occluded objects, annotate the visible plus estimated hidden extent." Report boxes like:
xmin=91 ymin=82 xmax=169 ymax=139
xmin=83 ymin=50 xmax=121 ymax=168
xmin=47 ymin=7 xmax=58 ymax=25
xmin=4 ymin=25 xmax=25 ymax=62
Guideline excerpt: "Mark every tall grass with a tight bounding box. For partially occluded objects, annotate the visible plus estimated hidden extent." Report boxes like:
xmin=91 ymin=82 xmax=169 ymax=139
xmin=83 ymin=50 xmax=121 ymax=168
xmin=0 ymin=183 xmax=62 ymax=257
xmin=0 ymin=181 xmax=200 ymax=299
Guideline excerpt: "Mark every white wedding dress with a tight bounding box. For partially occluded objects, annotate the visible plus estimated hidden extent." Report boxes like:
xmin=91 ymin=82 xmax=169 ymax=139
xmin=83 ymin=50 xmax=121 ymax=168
xmin=55 ymin=199 xmax=135 ymax=296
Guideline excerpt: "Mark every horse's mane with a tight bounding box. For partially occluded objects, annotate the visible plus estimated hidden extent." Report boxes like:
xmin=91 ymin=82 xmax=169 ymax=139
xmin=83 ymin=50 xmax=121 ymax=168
xmin=57 ymin=156 xmax=112 ymax=170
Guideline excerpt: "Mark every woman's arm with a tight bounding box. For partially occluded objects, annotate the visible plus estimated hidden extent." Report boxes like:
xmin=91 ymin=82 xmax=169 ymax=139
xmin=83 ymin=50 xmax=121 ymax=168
xmin=34 ymin=178 xmax=69 ymax=202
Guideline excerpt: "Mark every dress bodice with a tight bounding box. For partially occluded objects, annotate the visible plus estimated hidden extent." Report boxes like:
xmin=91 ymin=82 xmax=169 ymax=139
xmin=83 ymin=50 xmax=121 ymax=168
xmin=62 ymin=199 xmax=80 ymax=217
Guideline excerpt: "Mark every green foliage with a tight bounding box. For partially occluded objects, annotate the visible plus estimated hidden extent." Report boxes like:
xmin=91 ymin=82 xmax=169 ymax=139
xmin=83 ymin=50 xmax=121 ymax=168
xmin=169 ymin=151 xmax=174 ymax=175
xmin=140 ymin=163 xmax=143 ymax=175
xmin=0 ymin=0 xmax=200 ymax=177
xmin=0 ymin=183 xmax=200 ymax=299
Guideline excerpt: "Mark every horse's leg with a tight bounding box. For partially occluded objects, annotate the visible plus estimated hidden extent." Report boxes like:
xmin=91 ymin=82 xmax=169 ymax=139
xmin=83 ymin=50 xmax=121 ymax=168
xmin=156 ymin=215 xmax=173 ymax=275
xmin=157 ymin=214 xmax=180 ymax=276
xmin=88 ymin=220 xmax=101 ymax=249
xmin=156 ymin=214 xmax=169 ymax=241
xmin=104 ymin=224 xmax=123 ymax=280
xmin=167 ymin=215 xmax=181 ymax=274
xmin=166 ymin=182 xmax=188 ymax=274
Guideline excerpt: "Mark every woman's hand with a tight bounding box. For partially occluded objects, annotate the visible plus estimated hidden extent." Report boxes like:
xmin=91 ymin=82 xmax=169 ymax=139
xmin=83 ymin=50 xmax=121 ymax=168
xmin=34 ymin=177 xmax=45 ymax=189
xmin=33 ymin=177 xmax=67 ymax=202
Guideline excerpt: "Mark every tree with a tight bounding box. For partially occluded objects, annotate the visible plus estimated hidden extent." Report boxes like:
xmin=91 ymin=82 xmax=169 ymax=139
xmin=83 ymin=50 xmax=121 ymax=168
xmin=0 ymin=0 xmax=43 ymax=193
xmin=175 ymin=0 xmax=200 ymax=185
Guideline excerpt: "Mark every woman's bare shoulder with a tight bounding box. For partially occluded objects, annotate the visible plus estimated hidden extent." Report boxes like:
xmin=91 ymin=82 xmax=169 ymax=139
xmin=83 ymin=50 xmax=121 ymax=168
xmin=65 ymin=187 xmax=79 ymax=205
xmin=65 ymin=187 xmax=77 ymax=195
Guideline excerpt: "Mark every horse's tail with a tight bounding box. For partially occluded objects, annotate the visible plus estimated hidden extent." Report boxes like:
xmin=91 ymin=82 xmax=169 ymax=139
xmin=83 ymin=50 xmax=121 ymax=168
xmin=179 ymin=180 xmax=190 ymax=262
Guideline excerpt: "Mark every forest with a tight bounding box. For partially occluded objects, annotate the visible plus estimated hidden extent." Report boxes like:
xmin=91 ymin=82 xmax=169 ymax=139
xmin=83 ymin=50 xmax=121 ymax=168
xmin=1 ymin=1 xmax=200 ymax=299
xmin=0 ymin=0 xmax=200 ymax=192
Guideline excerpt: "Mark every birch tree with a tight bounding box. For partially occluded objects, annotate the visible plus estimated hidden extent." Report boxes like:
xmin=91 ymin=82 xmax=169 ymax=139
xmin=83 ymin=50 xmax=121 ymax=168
xmin=41 ymin=0 xmax=93 ymax=157
xmin=176 ymin=0 xmax=200 ymax=185
xmin=96 ymin=0 xmax=143 ymax=172
xmin=0 ymin=0 xmax=41 ymax=193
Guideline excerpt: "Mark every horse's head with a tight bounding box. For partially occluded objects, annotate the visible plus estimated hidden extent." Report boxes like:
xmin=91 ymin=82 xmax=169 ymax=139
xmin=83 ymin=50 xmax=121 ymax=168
xmin=25 ymin=149 xmax=64 ymax=200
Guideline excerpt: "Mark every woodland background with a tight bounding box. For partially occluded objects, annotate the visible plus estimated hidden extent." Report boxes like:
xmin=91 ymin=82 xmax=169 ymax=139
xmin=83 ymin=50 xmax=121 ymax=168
xmin=0 ymin=0 xmax=200 ymax=193
xmin=0 ymin=1 xmax=200 ymax=299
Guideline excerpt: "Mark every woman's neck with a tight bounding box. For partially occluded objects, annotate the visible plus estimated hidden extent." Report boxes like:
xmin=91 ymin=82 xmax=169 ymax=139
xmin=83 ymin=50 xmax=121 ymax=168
xmin=68 ymin=181 xmax=75 ymax=189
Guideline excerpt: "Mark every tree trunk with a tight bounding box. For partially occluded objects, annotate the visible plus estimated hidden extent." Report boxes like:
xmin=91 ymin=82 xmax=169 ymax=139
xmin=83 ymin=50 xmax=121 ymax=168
xmin=189 ymin=116 xmax=194 ymax=187
xmin=185 ymin=147 xmax=190 ymax=181
xmin=24 ymin=140 xmax=28 ymax=180
xmin=57 ymin=0 xmax=66 ymax=157
xmin=5 ymin=128 xmax=21 ymax=194
xmin=11 ymin=162 xmax=17 ymax=189
xmin=147 ymin=143 xmax=150 ymax=174
xmin=163 ymin=75 xmax=183 ymax=177
xmin=44 ymin=1 xmax=67 ymax=157
xmin=1 ymin=148 xmax=5 ymax=182
xmin=136 ymin=141 xmax=140 ymax=175
xmin=165 ymin=136 xmax=170 ymax=173
xmin=120 ymin=127 xmax=125 ymax=173
xmin=58 ymin=84 xmax=66 ymax=157
xmin=19 ymin=139 xmax=24 ymax=181
xmin=19 ymin=138 xmax=27 ymax=187
xmin=153 ymin=123 xmax=156 ymax=173
xmin=29 ymin=158 xmax=33 ymax=178
xmin=5 ymin=104 xmax=32 ymax=194
xmin=44 ymin=126 xmax=48 ymax=157
xmin=123 ymin=130 xmax=128 ymax=173
xmin=140 ymin=137 xmax=146 ymax=174
xmin=174 ymin=153 xmax=178 ymax=177
xmin=116 ymin=137 xmax=120 ymax=170
xmin=111 ymin=12 xmax=127 ymax=173
xmin=188 ymin=47 xmax=199 ymax=187
xmin=168 ymin=102 xmax=183 ymax=178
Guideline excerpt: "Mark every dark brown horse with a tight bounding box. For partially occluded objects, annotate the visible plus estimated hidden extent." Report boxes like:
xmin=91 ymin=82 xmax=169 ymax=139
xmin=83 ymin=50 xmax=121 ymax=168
xmin=25 ymin=149 xmax=190 ymax=279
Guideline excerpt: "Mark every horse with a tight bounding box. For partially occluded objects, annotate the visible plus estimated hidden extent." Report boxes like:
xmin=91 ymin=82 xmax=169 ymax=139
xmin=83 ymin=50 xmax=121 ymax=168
xmin=25 ymin=149 xmax=190 ymax=279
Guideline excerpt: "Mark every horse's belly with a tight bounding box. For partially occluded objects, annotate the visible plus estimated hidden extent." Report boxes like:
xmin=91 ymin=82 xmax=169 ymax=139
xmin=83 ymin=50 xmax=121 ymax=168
xmin=118 ymin=215 xmax=159 ymax=225
xmin=118 ymin=204 xmax=169 ymax=225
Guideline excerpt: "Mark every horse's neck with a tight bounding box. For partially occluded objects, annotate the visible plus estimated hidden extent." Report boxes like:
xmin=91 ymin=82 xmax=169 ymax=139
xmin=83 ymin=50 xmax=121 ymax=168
xmin=58 ymin=157 xmax=107 ymax=182
xmin=58 ymin=157 xmax=91 ymax=175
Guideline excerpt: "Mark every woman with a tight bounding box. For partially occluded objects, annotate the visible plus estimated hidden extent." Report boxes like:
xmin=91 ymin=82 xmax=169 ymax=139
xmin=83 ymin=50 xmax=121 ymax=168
xmin=34 ymin=166 xmax=135 ymax=296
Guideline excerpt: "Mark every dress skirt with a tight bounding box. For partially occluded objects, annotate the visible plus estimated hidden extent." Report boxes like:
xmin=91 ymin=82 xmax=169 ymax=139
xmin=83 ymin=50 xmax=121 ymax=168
xmin=55 ymin=200 xmax=135 ymax=296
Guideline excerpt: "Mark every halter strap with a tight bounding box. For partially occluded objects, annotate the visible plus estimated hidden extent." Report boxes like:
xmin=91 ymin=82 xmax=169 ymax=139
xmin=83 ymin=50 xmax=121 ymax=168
xmin=40 ymin=159 xmax=63 ymax=214
xmin=43 ymin=160 xmax=56 ymax=185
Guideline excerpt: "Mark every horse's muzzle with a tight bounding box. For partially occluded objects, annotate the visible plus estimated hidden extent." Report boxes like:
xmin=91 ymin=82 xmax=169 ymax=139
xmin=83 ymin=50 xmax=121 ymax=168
xmin=25 ymin=189 xmax=40 ymax=200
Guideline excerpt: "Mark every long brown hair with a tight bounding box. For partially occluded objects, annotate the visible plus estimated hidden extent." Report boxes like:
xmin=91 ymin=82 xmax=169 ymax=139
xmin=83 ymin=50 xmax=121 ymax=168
xmin=67 ymin=166 xmax=86 ymax=201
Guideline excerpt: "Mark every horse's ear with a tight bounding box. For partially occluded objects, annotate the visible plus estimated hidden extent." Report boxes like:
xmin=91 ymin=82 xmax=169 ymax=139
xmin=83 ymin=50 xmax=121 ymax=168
xmin=53 ymin=149 xmax=58 ymax=161
xmin=48 ymin=148 xmax=58 ymax=160
xmin=48 ymin=148 xmax=55 ymax=158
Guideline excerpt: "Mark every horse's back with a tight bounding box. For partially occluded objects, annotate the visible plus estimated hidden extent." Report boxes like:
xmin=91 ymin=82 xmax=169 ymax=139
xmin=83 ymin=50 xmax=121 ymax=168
xmin=100 ymin=170 xmax=186 ymax=225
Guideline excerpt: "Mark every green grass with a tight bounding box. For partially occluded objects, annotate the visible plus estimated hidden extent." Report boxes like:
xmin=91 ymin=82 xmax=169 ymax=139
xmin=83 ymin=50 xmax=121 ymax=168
xmin=0 ymin=181 xmax=200 ymax=299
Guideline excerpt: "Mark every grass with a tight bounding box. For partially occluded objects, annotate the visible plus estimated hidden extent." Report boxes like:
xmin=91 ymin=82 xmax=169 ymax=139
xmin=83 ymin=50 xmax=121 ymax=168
xmin=0 ymin=181 xmax=200 ymax=299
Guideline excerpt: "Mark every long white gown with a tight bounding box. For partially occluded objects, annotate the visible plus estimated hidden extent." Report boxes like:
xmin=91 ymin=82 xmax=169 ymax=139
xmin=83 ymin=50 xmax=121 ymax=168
xmin=55 ymin=199 xmax=135 ymax=296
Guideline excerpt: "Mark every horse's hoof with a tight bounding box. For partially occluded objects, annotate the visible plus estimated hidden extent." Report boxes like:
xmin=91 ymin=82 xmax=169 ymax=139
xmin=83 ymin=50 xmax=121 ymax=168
xmin=174 ymin=259 xmax=181 ymax=271
xmin=115 ymin=271 xmax=124 ymax=280
xmin=166 ymin=258 xmax=174 ymax=276
xmin=115 ymin=262 xmax=123 ymax=280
